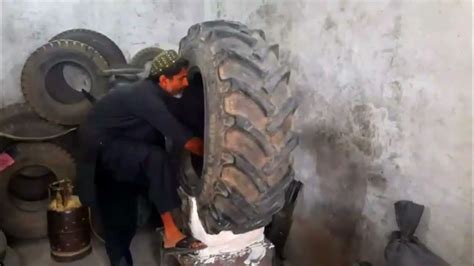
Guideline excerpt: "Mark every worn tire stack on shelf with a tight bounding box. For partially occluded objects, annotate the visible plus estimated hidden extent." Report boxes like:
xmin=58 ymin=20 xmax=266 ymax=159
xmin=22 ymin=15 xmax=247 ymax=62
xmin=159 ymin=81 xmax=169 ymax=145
xmin=0 ymin=29 xmax=160 ymax=242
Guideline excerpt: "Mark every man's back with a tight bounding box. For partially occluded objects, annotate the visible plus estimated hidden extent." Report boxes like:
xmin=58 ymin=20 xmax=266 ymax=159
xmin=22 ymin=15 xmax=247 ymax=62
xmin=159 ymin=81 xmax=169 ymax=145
xmin=85 ymin=80 xmax=166 ymax=144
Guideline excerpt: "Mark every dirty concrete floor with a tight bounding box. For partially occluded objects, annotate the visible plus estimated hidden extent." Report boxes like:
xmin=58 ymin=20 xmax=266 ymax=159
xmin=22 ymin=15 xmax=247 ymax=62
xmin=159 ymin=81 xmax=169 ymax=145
xmin=8 ymin=226 xmax=162 ymax=266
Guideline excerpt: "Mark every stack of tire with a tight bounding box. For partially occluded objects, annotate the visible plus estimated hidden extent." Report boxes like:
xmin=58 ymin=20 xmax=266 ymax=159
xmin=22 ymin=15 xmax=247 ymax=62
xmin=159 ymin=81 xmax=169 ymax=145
xmin=0 ymin=29 xmax=163 ymax=242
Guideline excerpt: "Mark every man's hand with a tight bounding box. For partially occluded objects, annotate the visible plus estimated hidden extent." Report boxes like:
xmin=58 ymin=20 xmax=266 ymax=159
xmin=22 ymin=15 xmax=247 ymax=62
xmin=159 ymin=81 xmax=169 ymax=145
xmin=184 ymin=137 xmax=204 ymax=156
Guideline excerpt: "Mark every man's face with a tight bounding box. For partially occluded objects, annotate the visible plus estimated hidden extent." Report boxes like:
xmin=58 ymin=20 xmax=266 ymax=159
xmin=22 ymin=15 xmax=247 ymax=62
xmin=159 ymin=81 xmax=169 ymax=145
xmin=160 ymin=68 xmax=189 ymax=96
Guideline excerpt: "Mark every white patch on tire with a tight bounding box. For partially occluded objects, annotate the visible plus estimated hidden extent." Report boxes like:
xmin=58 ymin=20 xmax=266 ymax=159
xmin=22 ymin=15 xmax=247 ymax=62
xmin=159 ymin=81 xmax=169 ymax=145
xmin=187 ymin=196 xmax=266 ymax=261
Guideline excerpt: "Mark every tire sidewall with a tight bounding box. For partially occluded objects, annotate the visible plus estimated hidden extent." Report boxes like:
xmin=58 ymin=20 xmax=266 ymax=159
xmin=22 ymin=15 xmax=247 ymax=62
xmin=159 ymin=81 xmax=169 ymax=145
xmin=180 ymin=37 xmax=225 ymax=207
xmin=22 ymin=40 xmax=109 ymax=125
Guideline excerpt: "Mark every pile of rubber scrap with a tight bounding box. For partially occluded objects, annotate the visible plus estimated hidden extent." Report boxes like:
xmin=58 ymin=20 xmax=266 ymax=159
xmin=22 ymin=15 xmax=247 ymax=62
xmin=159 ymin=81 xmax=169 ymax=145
xmin=0 ymin=28 xmax=163 ymax=243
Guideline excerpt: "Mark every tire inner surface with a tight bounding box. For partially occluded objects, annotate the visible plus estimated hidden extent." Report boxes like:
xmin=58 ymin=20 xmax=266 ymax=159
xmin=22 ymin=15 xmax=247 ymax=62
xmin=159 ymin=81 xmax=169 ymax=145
xmin=184 ymin=70 xmax=205 ymax=177
xmin=44 ymin=61 xmax=92 ymax=104
xmin=8 ymin=165 xmax=56 ymax=210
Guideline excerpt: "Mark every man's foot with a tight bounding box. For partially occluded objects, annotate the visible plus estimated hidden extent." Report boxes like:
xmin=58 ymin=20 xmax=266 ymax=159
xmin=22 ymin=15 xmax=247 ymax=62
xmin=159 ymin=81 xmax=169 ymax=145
xmin=163 ymin=235 xmax=207 ymax=254
xmin=163 ymin=232 xmax=206 ymax=250
xmin=160 ymin=211 xmax=206 ymax=252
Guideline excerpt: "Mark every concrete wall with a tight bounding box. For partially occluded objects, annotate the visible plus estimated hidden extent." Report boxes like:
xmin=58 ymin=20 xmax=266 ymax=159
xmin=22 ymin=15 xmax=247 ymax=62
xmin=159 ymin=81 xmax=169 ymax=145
xmin=1 ymin=1 xmax=472 ymax=265
xmin=214 ymin=1 xmax=471 ymax=265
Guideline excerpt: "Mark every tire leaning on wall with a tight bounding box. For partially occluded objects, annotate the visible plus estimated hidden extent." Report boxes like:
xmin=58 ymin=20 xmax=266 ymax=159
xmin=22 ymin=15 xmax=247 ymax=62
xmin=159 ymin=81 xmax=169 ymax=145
xmin=21 ymin=40 xmax=109 ymax=125
xmin=130 ymin=47 xmax=164 ymax=68
xmin=0 ymin=143 xmax=76 ymax=239
xmin=50 ymin=29 xmax=127 ymax=67
xmin=179 ymin=20 xmax=298 ymax=234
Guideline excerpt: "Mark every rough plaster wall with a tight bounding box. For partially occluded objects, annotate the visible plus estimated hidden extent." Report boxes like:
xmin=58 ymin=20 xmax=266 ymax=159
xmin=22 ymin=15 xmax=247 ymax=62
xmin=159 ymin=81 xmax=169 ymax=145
xmin=0 ymin=0 xmax=206 ymax=107
xmin=216 ymin=0 xmax=472 ymax=265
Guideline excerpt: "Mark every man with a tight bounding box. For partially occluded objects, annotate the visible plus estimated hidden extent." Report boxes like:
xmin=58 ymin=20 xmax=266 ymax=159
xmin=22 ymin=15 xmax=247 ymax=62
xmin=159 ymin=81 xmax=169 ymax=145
xmin=76 ymin=50 xmax=206 ymax=266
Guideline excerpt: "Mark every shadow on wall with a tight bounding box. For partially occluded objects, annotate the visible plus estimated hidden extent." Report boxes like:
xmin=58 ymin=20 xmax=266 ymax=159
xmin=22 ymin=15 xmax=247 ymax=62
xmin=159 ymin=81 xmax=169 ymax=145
xmin=286 ymin=126 xmax=371 ymax=266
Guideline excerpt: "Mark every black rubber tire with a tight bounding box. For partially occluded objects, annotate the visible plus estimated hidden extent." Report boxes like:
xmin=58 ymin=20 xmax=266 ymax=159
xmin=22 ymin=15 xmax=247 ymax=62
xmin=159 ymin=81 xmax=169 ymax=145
xmin=0 ymin=230 xmax=6 ymax=261
xmin=0 ymin=143 xmax=76 ymax=239
xmin=130 ymin=47 xmax=163 ymax=68
xmin=179 ymin=20 xmax=298 ymax=234
xmin=0 ymin=104 xmax=66 ymax=151
xmin=21 ymin=40 xmax=109 ymax=125
xmin=50 ymin=29 xmax=127 ymax=67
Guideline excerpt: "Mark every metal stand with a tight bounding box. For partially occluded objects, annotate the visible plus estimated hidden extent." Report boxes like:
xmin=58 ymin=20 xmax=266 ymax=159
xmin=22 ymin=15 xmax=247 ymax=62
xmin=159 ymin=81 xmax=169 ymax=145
xmin=157 ymin=229 xmax=275 ymax=266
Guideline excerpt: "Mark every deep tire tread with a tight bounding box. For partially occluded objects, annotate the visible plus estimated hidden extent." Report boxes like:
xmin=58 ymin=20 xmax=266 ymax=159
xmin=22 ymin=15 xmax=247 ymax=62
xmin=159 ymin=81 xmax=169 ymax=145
xmin=233 ymin=115 xmax=275 ymax=156
xmin=231 ymin=153 xmax=269 ymax=193
xmin=180 ymin=20 xmax=297 ymax=234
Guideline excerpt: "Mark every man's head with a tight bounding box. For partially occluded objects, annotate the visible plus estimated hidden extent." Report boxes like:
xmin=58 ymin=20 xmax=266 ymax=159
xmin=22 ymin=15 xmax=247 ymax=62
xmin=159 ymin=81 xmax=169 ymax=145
xmin=149 ymin=50 xmax=189 ymax=96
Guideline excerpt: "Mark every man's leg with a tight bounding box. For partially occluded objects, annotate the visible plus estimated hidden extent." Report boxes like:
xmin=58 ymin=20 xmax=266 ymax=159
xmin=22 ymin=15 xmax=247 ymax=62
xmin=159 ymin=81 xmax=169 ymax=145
xmin=143 ymin=149 xmax=206 ymax=249
xmin=97 ymin=169 xmax=138 ymax=266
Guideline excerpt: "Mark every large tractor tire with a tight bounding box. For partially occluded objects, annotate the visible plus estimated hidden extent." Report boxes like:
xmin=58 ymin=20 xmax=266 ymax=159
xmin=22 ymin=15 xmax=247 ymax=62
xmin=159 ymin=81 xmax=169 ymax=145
xmin=179 ymin=20 xmax=298 ymax=234
xmin=50 ymin=29 xmax=127 ymax=67
xmin=21 ymin=40 xmax=109 ymax=125
xmin=0 ymin=143 xmax=75 ymax=239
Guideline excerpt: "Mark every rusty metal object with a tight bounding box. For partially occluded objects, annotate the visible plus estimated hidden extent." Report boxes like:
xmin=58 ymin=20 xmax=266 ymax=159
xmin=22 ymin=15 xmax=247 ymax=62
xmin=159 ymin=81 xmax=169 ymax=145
xmin=47 ymin=206 xmax=91 ymax=262
xmin=47 ymin=179 xmax=91 ymax=262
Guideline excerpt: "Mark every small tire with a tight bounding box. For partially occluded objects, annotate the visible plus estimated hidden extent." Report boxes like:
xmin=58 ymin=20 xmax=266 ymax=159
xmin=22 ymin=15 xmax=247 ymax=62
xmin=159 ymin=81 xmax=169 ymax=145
xmin=50 ymin=29 xmax=127 ymax=67
xmin=130 ymin=47 xmax=163 ymax=68
xmin=21 ymin=40 xmax=109 ymax=125
xmin=0 ymin=143 xmax=75 ymax=239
